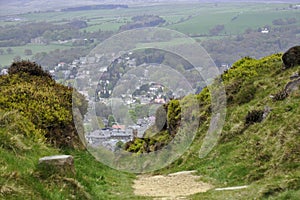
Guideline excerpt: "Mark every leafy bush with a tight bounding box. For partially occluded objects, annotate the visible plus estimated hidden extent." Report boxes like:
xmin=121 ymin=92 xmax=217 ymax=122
xmin=8 ymin=60 xmax=52 ymax=79
xmin=0 ymin=110 xmax=44 ymax=151
xmin=167 ymin=99 xmax=181 ymax=136
xmin=0 ymin=61 xmax=88 ymax=149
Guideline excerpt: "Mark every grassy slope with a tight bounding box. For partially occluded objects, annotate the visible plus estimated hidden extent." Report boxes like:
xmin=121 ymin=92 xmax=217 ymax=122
xmin=0 ymin=44 xmax=72 ymax=68
xmin=0 ymin=142 xmax=145 ymax=200
xmin=1 ymin=53 xmax=300 ymax=199
xmin=0 ymin=65 xmax=147 ymax=200
xmin=156 ymin=54 xmax=300 ymax=199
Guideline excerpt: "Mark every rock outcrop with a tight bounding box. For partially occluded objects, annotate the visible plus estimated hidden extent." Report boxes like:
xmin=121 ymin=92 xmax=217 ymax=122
xmin=282 ymin=46 xmax=300 ymax=69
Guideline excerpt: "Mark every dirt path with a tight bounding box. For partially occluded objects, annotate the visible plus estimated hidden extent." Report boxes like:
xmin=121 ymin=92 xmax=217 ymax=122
xmin=133 ymin=171 xmax=212 ymax=199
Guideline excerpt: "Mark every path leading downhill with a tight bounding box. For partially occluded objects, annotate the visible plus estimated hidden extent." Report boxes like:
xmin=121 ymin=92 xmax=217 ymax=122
xmin=133 ymin=171 xmax=212 ymax=199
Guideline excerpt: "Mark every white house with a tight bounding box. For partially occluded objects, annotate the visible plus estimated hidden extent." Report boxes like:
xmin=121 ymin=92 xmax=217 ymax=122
xmin=261 ymin=28 xmax=269 ymax=34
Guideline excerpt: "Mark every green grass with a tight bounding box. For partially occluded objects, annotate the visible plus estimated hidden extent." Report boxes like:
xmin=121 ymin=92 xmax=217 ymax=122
xmin=82 ymin=21 xmax=126 ymax=32
xmin=167 ymin=11 xmax=237 ymax=35
xmin=225 ymin=9 xmax=300 ymax=34
xmin=1 ymin=2 xmax=299 ymax=199
xmin=153 ymin=54 xmax=300 ymax=199
xmin=0 ymin=142 xmax=146 ymax=199
xmin=166 ymin=3 xmax=299 ymax=35
xmin=1 ymin=52 xmax=299 ymax=200
xmin=0 ymin=72 xmax=146 ymax=199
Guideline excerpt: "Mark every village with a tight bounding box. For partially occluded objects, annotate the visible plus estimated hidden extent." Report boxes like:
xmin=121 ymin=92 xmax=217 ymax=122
xmin=45 ymin=52 xmax=170 ymax=151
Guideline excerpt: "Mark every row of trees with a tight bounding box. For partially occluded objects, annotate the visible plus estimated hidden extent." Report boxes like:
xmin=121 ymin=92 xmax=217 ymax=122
xmin=272 ymin=18 xmax=297 ymax=26
xmin=119 ymin=15 xmax=166 ymax=31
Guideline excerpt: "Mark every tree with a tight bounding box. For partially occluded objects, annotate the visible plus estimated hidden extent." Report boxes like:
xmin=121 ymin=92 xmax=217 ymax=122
xmin=6 ymin=48 xmax=13 ymax=54
xmin=108 ymin=115 xmax=116 ymax=127
xmin=8 ymin=60 xmax=52 ymax=79
xmin=24 ymin=49 xmax=33 ymax=56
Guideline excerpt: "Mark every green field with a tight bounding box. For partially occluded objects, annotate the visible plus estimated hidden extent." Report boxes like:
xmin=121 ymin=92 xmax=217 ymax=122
xmin=0 ymin=2 xmax=299 ymax=68
xmin=2 ymin=2 xmax=297 ymax=35
xmin=167 ymin=4 xmax=300 ymax=35
xmin=0 ymin=44 xmax=72 ymax=67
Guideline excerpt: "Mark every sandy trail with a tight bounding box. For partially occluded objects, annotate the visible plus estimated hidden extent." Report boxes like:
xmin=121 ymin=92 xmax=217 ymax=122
xmin=133 ymin=171 xmax=212 ymax=199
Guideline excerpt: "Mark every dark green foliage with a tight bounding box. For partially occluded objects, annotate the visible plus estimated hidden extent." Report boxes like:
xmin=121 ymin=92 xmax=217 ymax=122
xmin=0 ymin=110 xmax=44 ymax=151
xmin=167 ymin=99 xmax=181 ymax=136
xmin=108 ymin=115 xmax=116 ymax=127
xmin=125 ymin=99 xmax=182 ymax=154
xmin=125 ymin=131 xmax=170 ymax=153
xmin=235 ymin=83 xmax=257 ymax=104
xmin=245 ymin=110 xmax=264 ymax=125
xmin=119 ymin=15 xmax=166 ymax=31
xmin=8 ymin=60 xmax=52 ymax=79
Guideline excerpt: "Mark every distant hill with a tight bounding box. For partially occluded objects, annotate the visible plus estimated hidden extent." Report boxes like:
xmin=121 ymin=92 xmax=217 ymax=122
xmin=1 ymin=0 xmax=298 ymax=16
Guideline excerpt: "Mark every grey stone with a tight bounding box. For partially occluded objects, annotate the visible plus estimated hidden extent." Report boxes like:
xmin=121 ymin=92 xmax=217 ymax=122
xmin=38 ymin=155 xmax=75 ymax=177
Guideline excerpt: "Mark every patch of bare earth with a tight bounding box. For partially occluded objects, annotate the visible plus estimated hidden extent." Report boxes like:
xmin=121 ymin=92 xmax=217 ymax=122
xmin=133 ymin=171 xmax=212 ymax=199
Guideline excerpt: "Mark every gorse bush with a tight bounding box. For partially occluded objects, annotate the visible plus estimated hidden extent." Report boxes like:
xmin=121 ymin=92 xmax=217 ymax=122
xmin=0 ymin=109 xmax=44 ymax=151
xmin=0 ymin=61 xmax=88 ymax=149
xmin=8 ymin=60 xmax=52 ymax=79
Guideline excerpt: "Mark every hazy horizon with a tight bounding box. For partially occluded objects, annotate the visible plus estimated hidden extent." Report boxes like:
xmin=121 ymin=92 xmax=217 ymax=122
xmin=1 ymin=0 xmax=299 ymax=14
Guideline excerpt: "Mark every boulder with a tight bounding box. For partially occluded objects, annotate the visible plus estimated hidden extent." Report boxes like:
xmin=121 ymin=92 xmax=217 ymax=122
xmin=285 ymin=78 xmax=300 ymax=94
xmin=38 ymin=155 xmax=75 ymax=177
xmin=282 ymin=46 xmax=300 ymax=69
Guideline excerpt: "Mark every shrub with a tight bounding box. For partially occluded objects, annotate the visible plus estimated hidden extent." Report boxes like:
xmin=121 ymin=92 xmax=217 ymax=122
xmin=1 ymin=61 xmax=88 ymax=149
xmin=167 ymin=99 xmax=181 ymax=136
xmin=8 ymin=60 xmax=52 ymax=79
xmin=0 ymin=110 xmax=44 ymax=151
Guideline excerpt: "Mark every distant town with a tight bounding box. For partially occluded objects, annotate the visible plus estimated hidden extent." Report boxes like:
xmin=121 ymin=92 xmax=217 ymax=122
xmin=45 ymin=51 xmax=174 ymax=151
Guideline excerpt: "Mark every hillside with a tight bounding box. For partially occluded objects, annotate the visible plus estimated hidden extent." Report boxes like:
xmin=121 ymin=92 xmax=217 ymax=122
xmin=0 ymin=61 xmax=144 ymax=200
xmin=126 ymin=48 xmax=300 ymax=199
xmin=1 ymin=47 xmax=300 ymax=199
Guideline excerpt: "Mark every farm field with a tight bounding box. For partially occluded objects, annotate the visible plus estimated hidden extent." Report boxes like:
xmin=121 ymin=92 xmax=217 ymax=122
xmin=166 ymin=3 xmax=300 ymax=35
xmin=0 ymin=2 xmax=299 ymax=68
xmin=0 ymin=44 xmax=72 ymax=67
